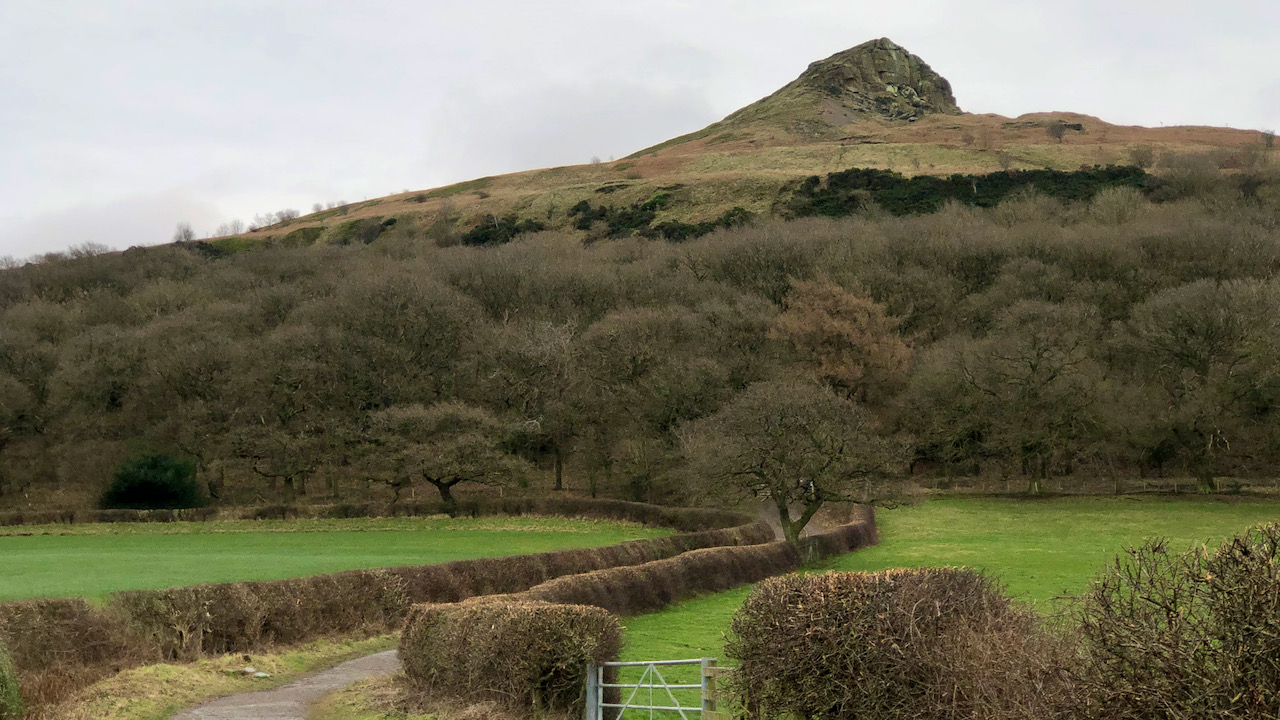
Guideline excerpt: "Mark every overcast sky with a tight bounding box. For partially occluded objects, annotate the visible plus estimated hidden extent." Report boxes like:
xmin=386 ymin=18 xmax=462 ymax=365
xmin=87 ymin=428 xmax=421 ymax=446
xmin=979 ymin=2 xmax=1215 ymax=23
xmin=2 ymin=0 xmax=1277 ymax=258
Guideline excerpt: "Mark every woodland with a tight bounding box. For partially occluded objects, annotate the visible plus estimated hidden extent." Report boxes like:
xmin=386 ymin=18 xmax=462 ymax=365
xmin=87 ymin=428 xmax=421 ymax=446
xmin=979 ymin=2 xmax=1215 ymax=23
xmin=2 ymin=172 xmax=1279 ymax=510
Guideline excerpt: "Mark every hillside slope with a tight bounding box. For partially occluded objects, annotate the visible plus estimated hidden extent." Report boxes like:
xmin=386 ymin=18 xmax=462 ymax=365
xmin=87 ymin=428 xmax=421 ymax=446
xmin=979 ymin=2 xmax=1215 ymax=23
xmin=210 ymin=38 xmax=1270 ymax=251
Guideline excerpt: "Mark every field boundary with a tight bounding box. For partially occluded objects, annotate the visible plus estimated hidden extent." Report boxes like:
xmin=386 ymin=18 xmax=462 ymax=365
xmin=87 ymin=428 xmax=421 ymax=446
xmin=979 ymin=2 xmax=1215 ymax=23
xmin=0 ymin=496 xmax=753 ymax=532
xmin=0 ymin=499 xmax=768 ymax=713
xmin=398 ymin=508 xmax=879 ymax=714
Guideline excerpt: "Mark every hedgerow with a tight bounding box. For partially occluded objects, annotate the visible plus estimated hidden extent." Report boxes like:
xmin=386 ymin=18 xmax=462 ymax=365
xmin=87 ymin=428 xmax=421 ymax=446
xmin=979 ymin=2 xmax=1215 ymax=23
xmin=0 ymin=636 xmax=20 ymax=720
xmin=727 ymin=568 xmax=1073 ymax=720
xmin=0 ymin=501 xmax=775 ymax=712
xmin=1075 ymin=524 xmax=1280 ymax=718
xmin=400 ymin=601 xmax=621 ymax=713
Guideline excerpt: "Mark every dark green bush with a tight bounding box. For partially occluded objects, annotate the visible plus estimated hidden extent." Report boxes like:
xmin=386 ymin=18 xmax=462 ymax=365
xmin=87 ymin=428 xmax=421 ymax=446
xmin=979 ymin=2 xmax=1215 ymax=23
xmin=100 ymin=454 xmax=206 ymax=510
xmin=0 ymin=636 xmax=20 ymax=720
xmin=459 ymin=214 xmax=545 ymax=246
xmin=727 ymin=568 xmax=1071 ymax=720
xmin=400 ymin=600 xmax=621 ymax=713
xmin=783 ymin=165 xmax=1150 ymax=217
xmin=569 ymin=193 xmax=753 ymax=241
xmin=1076 ymin=524 xmax=1280 ymax=718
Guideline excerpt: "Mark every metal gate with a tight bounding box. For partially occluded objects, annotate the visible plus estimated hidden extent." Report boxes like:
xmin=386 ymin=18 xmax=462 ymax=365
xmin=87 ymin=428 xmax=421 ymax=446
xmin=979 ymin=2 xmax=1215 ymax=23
xmin=585 ymin=658 xmax=730 ymax=719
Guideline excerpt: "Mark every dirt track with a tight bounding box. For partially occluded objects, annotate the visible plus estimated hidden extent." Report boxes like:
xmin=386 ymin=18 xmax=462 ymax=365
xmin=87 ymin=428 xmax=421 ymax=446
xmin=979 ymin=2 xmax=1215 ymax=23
xmin=170 ymin=650 xmax=400 ymax=720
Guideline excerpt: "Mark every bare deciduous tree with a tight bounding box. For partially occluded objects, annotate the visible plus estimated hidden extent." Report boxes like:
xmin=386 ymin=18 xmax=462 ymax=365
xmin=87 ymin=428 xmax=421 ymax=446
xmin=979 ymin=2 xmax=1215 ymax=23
xmin=366 ymin=402 xmax=528 ymax=515
xmin=686 ymin=380 xmax=902 ymax=545
xmin=171 ymin=223 xmax=196 ymax=243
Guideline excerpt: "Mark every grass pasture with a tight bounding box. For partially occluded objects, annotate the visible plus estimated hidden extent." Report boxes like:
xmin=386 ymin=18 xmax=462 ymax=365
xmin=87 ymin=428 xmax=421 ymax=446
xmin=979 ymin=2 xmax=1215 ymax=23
xmin=621 ymin=497 xmax=1280 ymax=663
xmin=0 ymin=516 xmax=669 ymax=602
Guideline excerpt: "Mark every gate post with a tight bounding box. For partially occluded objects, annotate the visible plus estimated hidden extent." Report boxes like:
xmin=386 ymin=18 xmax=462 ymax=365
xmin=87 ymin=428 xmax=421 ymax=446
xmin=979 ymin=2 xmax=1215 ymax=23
xmin=584 ymin=663 xmax=598 ymax=720
xmin=701 ymin=657 xmax=718 ymax=716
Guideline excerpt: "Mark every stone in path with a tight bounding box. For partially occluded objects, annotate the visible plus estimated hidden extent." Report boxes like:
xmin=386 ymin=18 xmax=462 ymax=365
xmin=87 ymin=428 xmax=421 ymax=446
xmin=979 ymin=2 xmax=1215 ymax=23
xmin=171 ymin=650 xmax=400 ymax=720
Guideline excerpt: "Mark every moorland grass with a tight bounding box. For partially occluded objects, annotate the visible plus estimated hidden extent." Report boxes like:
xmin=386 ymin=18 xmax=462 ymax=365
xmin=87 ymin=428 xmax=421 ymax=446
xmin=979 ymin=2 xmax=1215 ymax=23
xmin=620 ymin=496 xmax=1280 ymax=662
xmin=0 ymin=516 xmax=669 ymax=602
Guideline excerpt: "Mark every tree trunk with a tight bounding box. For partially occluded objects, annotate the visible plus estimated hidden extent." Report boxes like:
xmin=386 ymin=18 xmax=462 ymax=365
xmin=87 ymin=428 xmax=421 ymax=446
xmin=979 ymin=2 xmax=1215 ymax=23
xmin=775 ymin=493 xmax=823 ymax=548
xmin=431 ymin=480 xmax=458 ymax=517
xmin=776 ymin=496 xmax=801 ymax=546
xmin=1195 ymin=464 xmax=1216 ymax=494
xmin=553 ymin=446 xmax=564 ymax=491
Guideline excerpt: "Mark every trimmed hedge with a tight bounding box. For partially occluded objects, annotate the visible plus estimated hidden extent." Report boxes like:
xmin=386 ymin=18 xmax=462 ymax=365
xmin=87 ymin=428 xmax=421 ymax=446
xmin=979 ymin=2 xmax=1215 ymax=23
xmin=505 ymin=508 xmax=878 ymax=616
xmin=1076 ymin=524 xmax=1280 ymax=718
xmin=0 ymin=501 xmax=770 ymax=712
xmin=0 ymin=598 xmax=147 ymax=711
xmin=726 ymin=568 xmax=1070 ymax=720
xmin=397 ymin=511 xmax=880 ymax=712
xmin=0 ymin=496 xmax=753 ymax=531
xmin=516 ymin=542 xmax=800 ymax=616
xmin=400 ymin=601 xmax=621 ymax=713
xmin=0 ymin=636 xmax=20 ymax=720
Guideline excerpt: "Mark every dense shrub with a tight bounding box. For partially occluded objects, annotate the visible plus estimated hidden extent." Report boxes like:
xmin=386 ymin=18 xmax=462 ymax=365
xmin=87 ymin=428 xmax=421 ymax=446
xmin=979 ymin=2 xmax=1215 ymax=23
xmin=0 ymin=637 xmax=20 ymax=720
xmin=783 ymin=165 xmax=1150 ymax=217
xmin=568 ymin=194 xmax=754 ymax=240
xmin=0 ymin=598 xmax=151 ymax=710
xmin=100 ymin=453 xmax=206 ymax=510
xmin=1076 ymin=524 xmax=1280 ymax=718
xmin=727 ymin=568 xmax=1072 ymax=720
xmin=459 ymin=214 xmax=545 ymax=246
xmin=400 ymin=600 xmax=621 ymax=713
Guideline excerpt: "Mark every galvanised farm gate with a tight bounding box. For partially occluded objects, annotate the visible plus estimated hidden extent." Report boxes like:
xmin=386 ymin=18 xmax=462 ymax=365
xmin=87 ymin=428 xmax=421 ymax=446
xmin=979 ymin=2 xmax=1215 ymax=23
xmin=585 ymin=658 xmax=732 ymax=719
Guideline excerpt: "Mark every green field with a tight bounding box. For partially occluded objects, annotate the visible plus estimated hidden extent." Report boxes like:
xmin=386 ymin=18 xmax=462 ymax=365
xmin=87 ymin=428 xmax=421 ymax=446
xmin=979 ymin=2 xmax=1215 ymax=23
xmin=621 ymin=497 xmax=1280 ymax=662
xmin=0 ymin=516 xmax=669 ymax=601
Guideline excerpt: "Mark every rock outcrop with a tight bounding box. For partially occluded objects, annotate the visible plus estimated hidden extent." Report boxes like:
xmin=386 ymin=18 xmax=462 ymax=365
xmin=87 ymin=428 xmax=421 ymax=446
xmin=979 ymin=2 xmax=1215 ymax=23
xmin=723 ymin=38 xmax=961 ymax=132
xmin=796 ymin=38 xmax=961 ymax=120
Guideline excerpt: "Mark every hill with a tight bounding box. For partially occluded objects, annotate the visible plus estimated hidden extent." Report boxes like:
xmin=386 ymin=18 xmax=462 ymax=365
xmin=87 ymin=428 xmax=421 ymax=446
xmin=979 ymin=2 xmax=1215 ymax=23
xmin=206 ymin=37 xmax=1272 ymax=252
xmin=1 ymin=39 xmax=1278 ymax=513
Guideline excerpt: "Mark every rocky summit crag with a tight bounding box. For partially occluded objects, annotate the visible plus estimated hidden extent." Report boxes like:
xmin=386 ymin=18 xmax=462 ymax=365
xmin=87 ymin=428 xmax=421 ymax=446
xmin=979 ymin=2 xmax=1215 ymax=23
xmin=723 ymin=38 xmax=962 ymax=134
xmin=797 ymin=38 xmax=961 ymax=120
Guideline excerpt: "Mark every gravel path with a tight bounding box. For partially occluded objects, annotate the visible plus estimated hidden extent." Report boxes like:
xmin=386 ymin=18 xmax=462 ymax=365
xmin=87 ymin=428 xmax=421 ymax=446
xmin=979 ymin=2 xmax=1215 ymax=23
xmin=170 ymin=650 xmax=401 ymax=720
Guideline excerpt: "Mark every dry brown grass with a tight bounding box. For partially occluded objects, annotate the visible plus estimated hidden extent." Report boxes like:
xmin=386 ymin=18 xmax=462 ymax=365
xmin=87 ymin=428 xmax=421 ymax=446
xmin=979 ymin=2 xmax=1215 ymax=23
xmin=219 ymin=106 xmax=1270 ymax=252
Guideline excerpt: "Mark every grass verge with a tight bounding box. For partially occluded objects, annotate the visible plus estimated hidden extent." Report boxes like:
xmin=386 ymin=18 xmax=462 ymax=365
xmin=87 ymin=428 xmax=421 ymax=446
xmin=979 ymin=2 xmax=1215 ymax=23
xmin=46 ymin=634 xmax=397 ymax=720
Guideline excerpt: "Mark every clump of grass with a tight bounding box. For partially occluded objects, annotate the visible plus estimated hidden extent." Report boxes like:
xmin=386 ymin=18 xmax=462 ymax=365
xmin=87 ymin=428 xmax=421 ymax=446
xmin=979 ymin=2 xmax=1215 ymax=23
xmin=46 ymin=635 xmax=396 ymax=720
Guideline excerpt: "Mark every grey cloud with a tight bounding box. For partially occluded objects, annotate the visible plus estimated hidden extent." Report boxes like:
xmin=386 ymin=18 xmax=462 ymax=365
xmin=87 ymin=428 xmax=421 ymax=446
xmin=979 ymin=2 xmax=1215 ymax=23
xmin=1 ymin=1 xmax=1277 ymax=258
xmin=422 ymin=81 xmax=720 ymax=177
xmin=1 ymin=190 xmax=222 ymax=259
